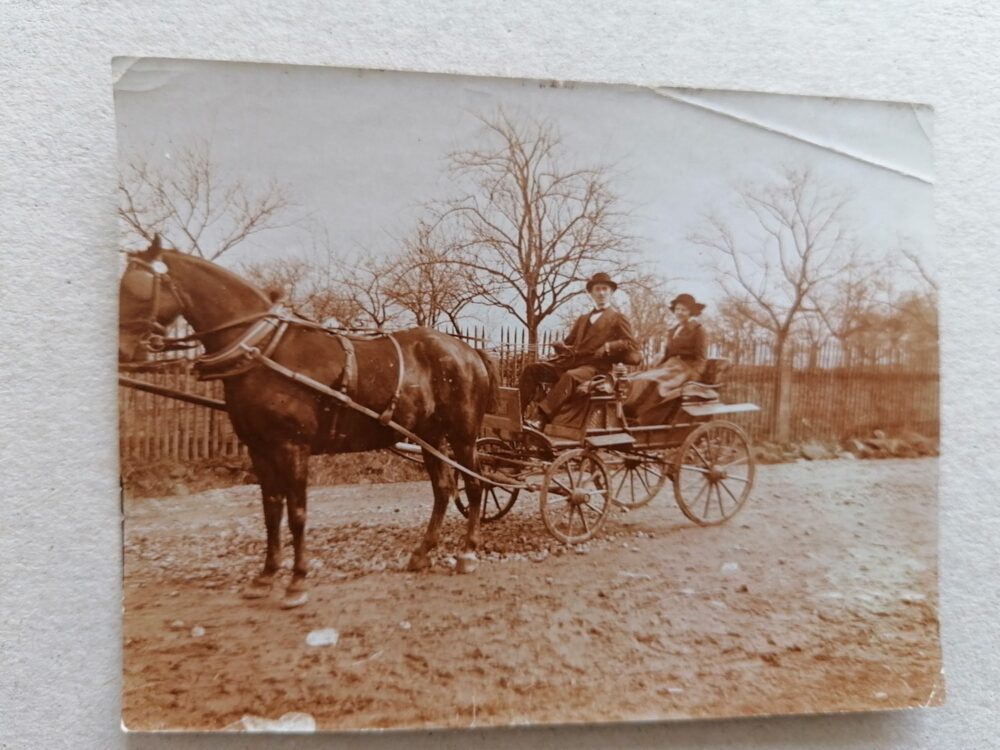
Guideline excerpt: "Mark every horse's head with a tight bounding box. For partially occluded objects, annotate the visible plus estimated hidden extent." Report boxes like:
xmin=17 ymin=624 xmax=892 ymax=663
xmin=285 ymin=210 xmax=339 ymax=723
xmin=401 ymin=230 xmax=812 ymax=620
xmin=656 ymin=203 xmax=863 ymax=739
xmin=118 ymin=235 xmax=186 ymax=363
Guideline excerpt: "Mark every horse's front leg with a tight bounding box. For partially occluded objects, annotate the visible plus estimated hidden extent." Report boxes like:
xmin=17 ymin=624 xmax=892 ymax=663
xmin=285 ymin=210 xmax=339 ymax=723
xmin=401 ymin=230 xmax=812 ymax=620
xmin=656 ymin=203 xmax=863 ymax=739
xmin=407 ymin=444 xmax=452 ymax=572
xmin=242 ymin=450 xmax=283 ymax=599
xmin=452 ymin=441 xmax=482 ymax=575
xmin=281 ymin=443 xmax=312 ymax=609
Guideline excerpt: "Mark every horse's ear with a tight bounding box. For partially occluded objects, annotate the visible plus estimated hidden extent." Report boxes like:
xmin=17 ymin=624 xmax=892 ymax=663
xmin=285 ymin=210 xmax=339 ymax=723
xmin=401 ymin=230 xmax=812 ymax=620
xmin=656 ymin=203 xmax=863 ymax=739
xmin=266 ymin=287 xmax=284 ymax=304
xmin=148 ymin=233 xmax=163 ymax=257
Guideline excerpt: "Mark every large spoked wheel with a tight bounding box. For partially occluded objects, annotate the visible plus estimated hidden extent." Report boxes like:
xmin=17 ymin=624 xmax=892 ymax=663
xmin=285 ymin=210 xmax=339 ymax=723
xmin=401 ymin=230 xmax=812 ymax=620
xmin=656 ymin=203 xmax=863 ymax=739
xmin=673 ymin=420 xmax=755 ymax=526
xmin=539 ymin=448 xmax=612 ymax=544
xmin=453 ymin=437 xmax=521 ymax=522
xmin=607 ymin=450 xmax=669 ymax=509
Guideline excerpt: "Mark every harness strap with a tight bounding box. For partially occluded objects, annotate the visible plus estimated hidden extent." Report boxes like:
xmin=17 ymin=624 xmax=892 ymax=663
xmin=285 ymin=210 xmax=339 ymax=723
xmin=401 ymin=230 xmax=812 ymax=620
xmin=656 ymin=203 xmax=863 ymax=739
xmin=339 ymin=335 xmax=357 ymax=395
xmin=319 ymin=334 xmax=358 ymax=450
xmin=378 ymin=334 xmax=405 ymax=425
xmin=241 ymin=345 xmax=524 ymax=491
xmin=195 ymin=312 xmax=288 ymax=381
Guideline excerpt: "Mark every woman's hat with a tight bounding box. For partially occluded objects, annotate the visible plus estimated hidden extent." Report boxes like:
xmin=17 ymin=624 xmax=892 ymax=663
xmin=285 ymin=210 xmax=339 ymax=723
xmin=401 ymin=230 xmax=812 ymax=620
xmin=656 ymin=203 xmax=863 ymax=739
xmin=670 ymin=293 xmax=706 ymax=315
xmin=586 ymin=272 xmax=618 ymax=292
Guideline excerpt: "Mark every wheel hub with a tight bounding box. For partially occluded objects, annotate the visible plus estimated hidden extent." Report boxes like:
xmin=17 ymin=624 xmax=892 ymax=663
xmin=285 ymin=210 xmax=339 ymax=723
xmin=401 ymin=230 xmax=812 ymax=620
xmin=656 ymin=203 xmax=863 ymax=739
xmin=569 ymin=488 xmax=591 ymax=505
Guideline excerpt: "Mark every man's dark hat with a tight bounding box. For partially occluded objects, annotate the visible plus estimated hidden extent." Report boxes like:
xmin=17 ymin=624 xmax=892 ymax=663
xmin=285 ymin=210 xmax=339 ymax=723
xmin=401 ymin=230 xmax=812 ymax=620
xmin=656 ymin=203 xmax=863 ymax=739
xmin=670 ymin=293 xmax=706 ymax=315
xmin=586 ymin=272 xmax=618 ymax=292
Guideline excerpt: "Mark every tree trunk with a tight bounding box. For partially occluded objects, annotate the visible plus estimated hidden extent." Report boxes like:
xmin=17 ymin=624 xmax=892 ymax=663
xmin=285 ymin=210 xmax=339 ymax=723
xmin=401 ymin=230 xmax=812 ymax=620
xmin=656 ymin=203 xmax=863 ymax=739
xmin=772 ymin=334 xmax=793 ymax=443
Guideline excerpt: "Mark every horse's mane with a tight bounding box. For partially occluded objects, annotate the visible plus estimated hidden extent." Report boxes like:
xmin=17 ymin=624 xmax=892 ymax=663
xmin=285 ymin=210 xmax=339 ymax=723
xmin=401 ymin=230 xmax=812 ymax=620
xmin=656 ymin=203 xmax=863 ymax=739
xmin=134 ymin=245 xmax=272 ymax=305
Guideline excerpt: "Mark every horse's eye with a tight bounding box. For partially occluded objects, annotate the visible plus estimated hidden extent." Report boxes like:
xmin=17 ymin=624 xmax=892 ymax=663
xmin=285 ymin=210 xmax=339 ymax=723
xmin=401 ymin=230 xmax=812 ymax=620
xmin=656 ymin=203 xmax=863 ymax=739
xmin=151 ymin=260 xmax=169 ymax=275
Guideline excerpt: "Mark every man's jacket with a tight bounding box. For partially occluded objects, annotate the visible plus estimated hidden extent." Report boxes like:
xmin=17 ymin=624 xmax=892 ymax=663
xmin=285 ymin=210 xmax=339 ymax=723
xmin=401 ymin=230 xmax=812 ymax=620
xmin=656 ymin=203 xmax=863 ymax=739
xmin=551 ymin=308 xmax=641 ymax=370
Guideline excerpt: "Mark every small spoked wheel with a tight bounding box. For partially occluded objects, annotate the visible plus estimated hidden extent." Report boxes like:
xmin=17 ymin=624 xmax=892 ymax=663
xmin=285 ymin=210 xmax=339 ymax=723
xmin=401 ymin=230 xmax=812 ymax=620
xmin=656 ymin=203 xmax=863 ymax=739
xmin=607 ymin=450 xmax=669 ymax=509
xmin=453 ymin=437 xmax=520 ymax=523
xmin=673 ymin=420 xmax=755 ymax=526
xmin=539 ymin=448 xmax=612 ymax=544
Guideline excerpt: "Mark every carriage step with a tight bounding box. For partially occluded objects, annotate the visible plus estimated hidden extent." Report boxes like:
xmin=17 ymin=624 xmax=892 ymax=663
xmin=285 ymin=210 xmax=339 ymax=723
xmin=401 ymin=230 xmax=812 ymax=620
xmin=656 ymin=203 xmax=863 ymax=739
xmin=584 ymin=432 xmax=635 ymax=449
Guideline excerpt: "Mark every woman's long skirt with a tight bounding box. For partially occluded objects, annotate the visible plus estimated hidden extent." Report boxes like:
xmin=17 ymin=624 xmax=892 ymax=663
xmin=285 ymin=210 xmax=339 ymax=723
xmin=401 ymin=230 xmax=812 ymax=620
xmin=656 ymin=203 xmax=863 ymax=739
xmin=625 ymin=356 xmax=702 ymax=425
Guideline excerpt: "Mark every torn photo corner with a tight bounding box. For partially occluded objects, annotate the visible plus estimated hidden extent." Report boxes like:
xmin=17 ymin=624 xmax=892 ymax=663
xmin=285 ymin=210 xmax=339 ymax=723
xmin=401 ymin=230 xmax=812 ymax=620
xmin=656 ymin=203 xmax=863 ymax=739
xmin=115 ymin=57 xmax=940 ymax=732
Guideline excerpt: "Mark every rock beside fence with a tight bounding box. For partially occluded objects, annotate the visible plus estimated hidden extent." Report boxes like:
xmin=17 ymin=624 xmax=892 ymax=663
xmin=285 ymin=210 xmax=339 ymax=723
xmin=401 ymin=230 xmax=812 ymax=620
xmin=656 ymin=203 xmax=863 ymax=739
xmin=753 ymin=431 xmax=938 ymax=465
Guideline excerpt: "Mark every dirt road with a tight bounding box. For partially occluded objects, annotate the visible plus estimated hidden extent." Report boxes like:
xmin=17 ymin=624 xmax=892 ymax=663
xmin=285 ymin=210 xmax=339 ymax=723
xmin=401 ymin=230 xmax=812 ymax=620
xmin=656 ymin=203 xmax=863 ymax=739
xmin=122 ymin=457 xmax=941 ymax=731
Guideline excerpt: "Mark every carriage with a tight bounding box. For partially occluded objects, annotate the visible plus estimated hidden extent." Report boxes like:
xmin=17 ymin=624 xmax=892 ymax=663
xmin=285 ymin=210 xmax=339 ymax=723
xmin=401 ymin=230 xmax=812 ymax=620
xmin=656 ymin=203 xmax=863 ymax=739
xmin=401 ymin=358 xmax=761 ymax=545
xmin=119 ymin=240 xmax=760 ymax=604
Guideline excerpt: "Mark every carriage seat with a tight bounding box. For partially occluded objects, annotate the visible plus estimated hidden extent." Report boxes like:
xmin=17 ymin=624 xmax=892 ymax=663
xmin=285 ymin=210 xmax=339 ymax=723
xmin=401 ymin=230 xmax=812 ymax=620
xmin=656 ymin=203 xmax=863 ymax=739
xmin=676 ymin=358 xmax=730 ymax=402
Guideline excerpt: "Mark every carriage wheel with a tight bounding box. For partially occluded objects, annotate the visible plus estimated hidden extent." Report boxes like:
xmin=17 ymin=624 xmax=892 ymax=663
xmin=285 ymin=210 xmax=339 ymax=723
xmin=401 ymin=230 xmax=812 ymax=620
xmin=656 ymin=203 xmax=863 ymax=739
xmin=607 ymin=450 xmax=669 ymax=509
xmin=539 ymin=448 xmax=612 ymax=544
xmin=453 ymin=437 xmax=521 ymax=523
xmin=673 ymin=420 xmax=755 ymax=526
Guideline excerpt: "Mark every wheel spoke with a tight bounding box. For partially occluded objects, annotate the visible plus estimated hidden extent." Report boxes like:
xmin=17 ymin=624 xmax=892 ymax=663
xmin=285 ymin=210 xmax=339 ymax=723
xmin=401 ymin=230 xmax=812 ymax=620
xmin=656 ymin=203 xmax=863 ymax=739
xmin=577 ymin=506 xmax=590 ymax=534
xmin=550 ymin=476 xmax=572 ymax=495
xmin=722 ymin=474 xmax=751 ymax=484
xmin=719 ymin=457 xmax=748 ymax=469
xmin=643 ymin=463 xmax=665 ymax=482
xmin=680 ymin=464 xmax=711 ymax=475
xmin=720 ymin=480 xmax=741 ymax=506
xmin=565 ymin=503 xmax=576 ymax=536
xmin=716 ymin=483 xmax=726 ymax=517
xmin=701 ymin=434 xmax=717 ymax=465
xmin=690 ymin=444 xmax=712 ymax=469
xmin=614 ymin=469 xmax=629 ymax=499
xmin=702 ymin=481 xmax=713 ymax=518
xmin=636 ymin=468 xmax=652 ymax=493
xmin=687 ymin=477 xmax=709 ymax=509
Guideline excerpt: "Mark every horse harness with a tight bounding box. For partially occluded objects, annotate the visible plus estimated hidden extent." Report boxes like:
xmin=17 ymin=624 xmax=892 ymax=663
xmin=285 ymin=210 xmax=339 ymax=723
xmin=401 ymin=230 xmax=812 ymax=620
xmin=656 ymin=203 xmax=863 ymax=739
xmin=125 ymin=256 xmax=407 ymax=437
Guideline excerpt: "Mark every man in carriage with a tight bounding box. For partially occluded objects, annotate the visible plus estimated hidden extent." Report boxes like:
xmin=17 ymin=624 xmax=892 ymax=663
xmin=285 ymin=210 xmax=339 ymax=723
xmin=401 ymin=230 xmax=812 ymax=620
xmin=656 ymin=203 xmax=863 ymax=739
xmin=518 ymin=272 xmax=642 ymax=426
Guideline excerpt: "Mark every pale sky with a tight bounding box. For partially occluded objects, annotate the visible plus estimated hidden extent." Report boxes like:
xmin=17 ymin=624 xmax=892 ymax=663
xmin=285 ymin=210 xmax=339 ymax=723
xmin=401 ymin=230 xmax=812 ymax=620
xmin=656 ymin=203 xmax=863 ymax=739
xmin=113 ymin=58 xmax=935 ymax=329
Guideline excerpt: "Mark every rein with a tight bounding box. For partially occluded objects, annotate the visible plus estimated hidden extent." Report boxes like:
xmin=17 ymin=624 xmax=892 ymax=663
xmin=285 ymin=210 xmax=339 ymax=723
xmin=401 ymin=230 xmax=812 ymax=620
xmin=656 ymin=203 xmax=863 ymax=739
xmin=122 ymin=255 xmax=445 ymax=477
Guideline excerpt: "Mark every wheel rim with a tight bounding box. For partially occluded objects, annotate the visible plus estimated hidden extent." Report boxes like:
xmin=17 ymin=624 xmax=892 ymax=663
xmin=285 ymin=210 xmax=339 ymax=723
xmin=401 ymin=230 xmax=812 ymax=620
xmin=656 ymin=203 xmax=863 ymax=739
xmin=607 ymin=450 xmax=668 ymax=509
xmin=673 ymin=421 xmax=754 ymax=526
xmin=453 ymin=437 xmax=520 ymax=522
xmin=540 ymin=449 xmax=611 ymax=544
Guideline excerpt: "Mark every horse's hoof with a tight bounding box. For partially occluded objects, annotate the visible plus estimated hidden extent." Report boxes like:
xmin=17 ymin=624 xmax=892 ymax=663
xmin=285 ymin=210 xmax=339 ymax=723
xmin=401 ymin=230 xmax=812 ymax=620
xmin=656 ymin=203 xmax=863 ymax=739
xmin=407 ymin=552 xmax=431 ymax=572
xmin=280 ymin=590 xmax=309 ymax=609
xmin=456 ymin=552 xmax=478 ymax=575
xmin=241 ymin=577 xmax=274 ymax=599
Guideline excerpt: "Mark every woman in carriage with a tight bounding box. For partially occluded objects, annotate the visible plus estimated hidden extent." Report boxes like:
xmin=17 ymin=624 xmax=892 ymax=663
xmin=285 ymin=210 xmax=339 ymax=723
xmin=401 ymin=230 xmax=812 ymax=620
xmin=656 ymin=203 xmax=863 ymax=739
xmin=625 ymin=293 xmax=708 ymax=425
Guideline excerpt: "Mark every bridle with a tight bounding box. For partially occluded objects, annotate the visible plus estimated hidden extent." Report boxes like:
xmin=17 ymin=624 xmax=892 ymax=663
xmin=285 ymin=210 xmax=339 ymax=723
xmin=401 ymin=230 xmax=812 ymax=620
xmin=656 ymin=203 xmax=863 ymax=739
xmin=121 ymin=256 xmax=196 ymax=353
xmin=121 ymin=255 xmax=281 ymax=355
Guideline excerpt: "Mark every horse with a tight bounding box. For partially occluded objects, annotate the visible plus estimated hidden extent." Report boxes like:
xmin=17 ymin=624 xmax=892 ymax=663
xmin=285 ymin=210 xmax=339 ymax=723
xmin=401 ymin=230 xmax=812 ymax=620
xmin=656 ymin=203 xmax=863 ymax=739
xmin=119 ymin=236 xmax=497 ymax=608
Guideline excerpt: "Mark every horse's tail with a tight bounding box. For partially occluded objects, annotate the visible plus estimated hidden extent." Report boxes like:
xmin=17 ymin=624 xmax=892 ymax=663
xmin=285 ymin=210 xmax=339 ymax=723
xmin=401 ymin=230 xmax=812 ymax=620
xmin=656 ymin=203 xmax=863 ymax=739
xmin=474 ymin=348 xmax=500 ymax=414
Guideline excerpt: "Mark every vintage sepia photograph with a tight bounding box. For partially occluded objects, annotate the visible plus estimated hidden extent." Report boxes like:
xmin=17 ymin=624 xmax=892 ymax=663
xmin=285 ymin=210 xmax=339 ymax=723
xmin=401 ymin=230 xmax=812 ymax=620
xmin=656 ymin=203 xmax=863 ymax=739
xmin=116 ymin=58 xmax=941 ymax=731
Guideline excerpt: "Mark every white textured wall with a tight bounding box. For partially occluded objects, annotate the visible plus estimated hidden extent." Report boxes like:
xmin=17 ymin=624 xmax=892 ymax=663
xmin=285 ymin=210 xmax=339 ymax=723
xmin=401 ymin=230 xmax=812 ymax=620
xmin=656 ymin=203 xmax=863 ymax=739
xmin=1 ymin=2 xmax=997 ymax=748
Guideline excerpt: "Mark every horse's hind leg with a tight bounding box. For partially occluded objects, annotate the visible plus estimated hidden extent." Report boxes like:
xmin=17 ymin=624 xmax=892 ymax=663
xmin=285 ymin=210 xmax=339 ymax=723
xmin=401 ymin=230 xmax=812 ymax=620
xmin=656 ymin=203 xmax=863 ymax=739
xmin=241 ymin=447 xmax=283 ymax=599
xmin=452 ymin=439 xmax=482 ymax=574
xmin=407 ymin=442 xmax=453 ymax=572
xmin=279 ymin=443 xmax=312 ymax=609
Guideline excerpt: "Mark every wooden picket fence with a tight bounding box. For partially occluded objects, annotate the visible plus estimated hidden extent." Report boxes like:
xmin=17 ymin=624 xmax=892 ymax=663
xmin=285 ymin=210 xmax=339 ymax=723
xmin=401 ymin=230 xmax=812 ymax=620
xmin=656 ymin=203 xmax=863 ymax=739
xmin=119 ymin=323 xmax=939 ymax=463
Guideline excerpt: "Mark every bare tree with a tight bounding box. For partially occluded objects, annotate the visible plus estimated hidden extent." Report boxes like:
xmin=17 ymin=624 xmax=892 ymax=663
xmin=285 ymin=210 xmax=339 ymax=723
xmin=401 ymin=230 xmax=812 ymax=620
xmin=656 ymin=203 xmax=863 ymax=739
xmin=431 ymin=111 xmax=634 ymax=347
xmin=705 ymin=297 xmax=765 ymax=366
xmin=690 ymin=167 xmax=857 ymax=440
xmin=118 ymin=140 xmax=296 ymax=259
xmin=243 ymin=256 xmax=312 ymax=305
xmin=384 ymin=221 xmax=480 ymax=330
xmin=620 ymin=274 xmax=676 ymax=363
xmin=810 ymin=259 xmax=882 ymax=365
xmin=337 ymin=254 xmax=404 ymax=329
